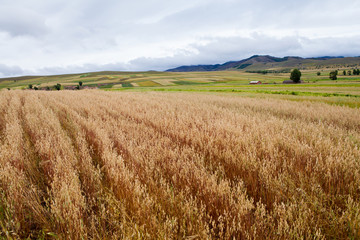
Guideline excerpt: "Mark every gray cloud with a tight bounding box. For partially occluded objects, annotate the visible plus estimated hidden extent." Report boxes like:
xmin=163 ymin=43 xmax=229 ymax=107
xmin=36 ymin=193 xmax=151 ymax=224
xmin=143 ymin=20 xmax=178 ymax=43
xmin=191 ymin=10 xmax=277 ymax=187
xmin=36 ymin=62 xmax=129 ymax=76
xmin=0 ymin=64 xmax=24 ymax=77
xmin=0 ymin=7 xmax=48 ymax=37
xmin=0 ymin=0 xmax=359 ymax=77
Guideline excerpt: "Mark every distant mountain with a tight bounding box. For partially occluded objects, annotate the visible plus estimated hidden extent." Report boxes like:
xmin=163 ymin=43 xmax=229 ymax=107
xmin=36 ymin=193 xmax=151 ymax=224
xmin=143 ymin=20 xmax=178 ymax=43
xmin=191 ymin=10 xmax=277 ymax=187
xmin=166 ymin=55 xmax=360 ymax=72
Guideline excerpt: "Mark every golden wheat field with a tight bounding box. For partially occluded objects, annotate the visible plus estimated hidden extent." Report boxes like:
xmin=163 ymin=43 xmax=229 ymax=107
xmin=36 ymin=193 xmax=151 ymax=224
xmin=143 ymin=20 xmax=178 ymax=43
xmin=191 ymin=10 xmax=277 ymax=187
xmin=0 ymin=90 xmax=360 ymax=239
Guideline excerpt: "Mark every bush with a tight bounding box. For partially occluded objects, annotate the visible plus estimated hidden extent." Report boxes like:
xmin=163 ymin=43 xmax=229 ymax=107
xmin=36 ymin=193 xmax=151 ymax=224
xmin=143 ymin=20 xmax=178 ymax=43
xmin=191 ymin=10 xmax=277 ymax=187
xmin=317 ymin=72 xmax=321 ymax=76
xmin=54 ymin=83 xmax=61 ymax=91
xmin=290 ymin=69 xmax=301 ymax=83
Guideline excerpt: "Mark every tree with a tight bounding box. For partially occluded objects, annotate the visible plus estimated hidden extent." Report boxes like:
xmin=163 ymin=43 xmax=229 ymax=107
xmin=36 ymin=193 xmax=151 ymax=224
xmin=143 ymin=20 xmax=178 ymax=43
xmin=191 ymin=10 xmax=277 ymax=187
xmin=28 ymin=84 xmax=33 ymax=89
xmin=317 ymin=72 xmax=321 ymax=76
xmin=79 ymin=81 xmax=83 ymax=86
xmin=54 ymin=83 xmax=61 ymax=91
xmin=329 ymin=71 xmax=337 ymax=80
xmin=357 ymin=69 xmax=360 ymax=75
xmin=343 ymin=70 xmax=346 ymax=75
xmin=348 ymin=70 xmax=352 ymax=76
xmin=290 ymin=69 xmax=301 ymax=83
xmin=353 ymin=69 xmax=357 ymax=75
xmin=34 ymin=86 xmax=38 ymax=90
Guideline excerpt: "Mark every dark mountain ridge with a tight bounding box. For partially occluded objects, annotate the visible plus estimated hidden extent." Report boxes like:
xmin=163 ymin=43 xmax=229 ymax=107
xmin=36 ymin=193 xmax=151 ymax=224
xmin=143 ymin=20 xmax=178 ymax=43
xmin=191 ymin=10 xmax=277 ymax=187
xmin=166 ymin=55 xmax=359 ymax=72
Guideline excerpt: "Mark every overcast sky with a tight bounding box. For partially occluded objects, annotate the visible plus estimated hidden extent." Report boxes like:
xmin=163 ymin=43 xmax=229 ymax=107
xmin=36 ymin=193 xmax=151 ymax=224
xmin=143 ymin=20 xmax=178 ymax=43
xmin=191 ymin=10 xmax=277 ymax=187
xmin=0 ymin=0 xmax=359 ymax=77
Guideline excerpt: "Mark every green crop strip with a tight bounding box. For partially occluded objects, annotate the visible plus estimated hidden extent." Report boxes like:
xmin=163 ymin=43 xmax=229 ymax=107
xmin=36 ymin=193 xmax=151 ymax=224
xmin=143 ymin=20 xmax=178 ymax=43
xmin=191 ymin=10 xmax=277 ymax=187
xmin=147 ymin=88 xmax=360 ymax=98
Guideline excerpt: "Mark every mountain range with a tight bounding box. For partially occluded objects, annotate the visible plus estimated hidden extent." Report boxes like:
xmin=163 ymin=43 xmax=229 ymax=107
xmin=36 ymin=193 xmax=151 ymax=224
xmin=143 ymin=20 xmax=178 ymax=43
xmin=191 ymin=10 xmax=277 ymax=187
xmin=166 ymin=55 xmax=360 ymax=72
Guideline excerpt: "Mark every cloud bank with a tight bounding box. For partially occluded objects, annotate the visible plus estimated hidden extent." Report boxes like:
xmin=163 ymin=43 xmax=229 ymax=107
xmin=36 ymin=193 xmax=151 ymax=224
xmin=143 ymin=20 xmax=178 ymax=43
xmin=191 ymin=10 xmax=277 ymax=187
xmin=0 ymin=0 xmax=359 ymax=76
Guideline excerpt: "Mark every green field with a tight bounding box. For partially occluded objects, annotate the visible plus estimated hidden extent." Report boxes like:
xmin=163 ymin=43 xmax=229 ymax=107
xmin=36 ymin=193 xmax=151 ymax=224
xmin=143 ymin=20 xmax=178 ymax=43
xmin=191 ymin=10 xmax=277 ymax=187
xmin=1 ymin=69 xmax=360 ymax=108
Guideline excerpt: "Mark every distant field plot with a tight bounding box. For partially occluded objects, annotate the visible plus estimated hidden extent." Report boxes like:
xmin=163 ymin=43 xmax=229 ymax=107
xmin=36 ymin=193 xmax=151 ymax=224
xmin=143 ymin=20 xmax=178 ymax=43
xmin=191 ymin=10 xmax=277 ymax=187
xmin=181 ymin=78 xmax=214 ymax=83
xmin=121 ymin=82 xmax=133 ymax=87
xmin=152 ymin=79 xmax=177 ymax=86
xmin=174 ymin=80 xmax=205 ymax=85
xmin=0 ymin=90 xmax=359 ymax=239
xmin=98 ymin=84 xmax=114 ymax=89
xmin=136 ymin=80 xmax=161 ymax=87
xmin=130 ymin=82 xmax=139 ymax=87
xmin=112 ymin=84 xmax=123 ymax=88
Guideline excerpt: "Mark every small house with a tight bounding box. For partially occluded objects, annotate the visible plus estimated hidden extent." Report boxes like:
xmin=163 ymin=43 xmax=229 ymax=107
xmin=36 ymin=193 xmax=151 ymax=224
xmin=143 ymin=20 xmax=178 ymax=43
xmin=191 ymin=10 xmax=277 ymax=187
xmin=249 ymin=81 xmax=262 ymax=84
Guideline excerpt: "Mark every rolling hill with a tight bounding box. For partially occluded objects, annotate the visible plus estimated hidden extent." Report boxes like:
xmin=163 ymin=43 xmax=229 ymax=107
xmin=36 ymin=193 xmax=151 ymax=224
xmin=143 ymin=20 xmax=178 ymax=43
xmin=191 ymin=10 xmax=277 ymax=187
xmin=166 ymin=55 xmax=360 ymax=72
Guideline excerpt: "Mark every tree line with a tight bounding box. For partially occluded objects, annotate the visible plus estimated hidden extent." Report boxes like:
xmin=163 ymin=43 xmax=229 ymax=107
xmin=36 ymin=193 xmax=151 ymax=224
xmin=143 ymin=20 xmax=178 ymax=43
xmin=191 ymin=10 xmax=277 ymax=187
xmin=290 ymin=68 xmax=360 ymax=82
xmin=26 ymin=82 xmax=83 ymax=91
xmin=329 ymin=69 xmax=360 ymax=80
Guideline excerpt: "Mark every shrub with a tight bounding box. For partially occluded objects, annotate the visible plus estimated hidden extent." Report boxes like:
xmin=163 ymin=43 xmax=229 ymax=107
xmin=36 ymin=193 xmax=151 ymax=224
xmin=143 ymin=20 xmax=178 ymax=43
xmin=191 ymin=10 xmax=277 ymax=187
xmin=54 ymin=83 xmax=61 ymax=91
xmin=329 ymin=71 xmax=337 ymax=80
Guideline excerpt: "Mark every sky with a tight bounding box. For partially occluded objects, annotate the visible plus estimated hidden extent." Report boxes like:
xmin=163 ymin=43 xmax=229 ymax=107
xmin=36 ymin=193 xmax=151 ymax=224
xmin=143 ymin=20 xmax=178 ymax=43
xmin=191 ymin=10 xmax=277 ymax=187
xmin=0 ymin=0 xmax=360 ymax=77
